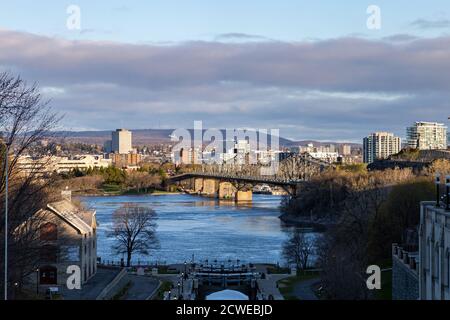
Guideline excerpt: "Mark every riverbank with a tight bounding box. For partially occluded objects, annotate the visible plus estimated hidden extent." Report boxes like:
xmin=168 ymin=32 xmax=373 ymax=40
xmin=279 ymin=212 xmax=334 ymax=232
xmin=73 ymin=188 xmax=183 ymax=197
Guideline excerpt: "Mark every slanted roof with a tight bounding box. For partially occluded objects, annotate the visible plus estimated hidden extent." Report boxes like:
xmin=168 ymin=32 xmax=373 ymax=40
xmin=47 ymin=200 xmax=96 ymax=235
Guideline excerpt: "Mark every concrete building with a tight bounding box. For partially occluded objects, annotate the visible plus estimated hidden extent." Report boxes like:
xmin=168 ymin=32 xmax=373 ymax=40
xmin=448 ymin=132 xmax=450 ymax=148
xmin=419 ymin=200 xmax=450 ymax=300
xmin=16 ymin=155 xmax=112 ymax=175
xmin=172 ymin=147 xmax=201 ymax=165
xmin=407 ymin=122 xmax=447 ymax=150
xmin=339 ymin=144 xmax=352 ymax=156
xmin=363 ymin=132 xmax=401 ymax=164
xmin=110 ymin=129 xmax=133 ymax=154
xmin=233 ymin=139 xmax=251 ymax=165
xmin=56 ymin=155 xmax=112 ymax=173
xmin=109 ymin=152 xmax=142 ymax=168
xmin=24 ymin=190 xmax=97 ymax=292
xmin=309 ymin=151 xmax=339 ymax=164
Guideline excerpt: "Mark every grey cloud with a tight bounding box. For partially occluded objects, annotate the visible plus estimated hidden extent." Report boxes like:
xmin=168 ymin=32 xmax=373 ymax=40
xmin=382 ymin=34 xmax=420 ymax=42
xmin=1 ymin=30 xmax=450 ymax=93
xmin=0 ymin=29 xmax=449 ymax=140
xmin=214 ymin=33 xmax=275 ymax=42
xmin=410 ymin=18 xmax=450 ymax=29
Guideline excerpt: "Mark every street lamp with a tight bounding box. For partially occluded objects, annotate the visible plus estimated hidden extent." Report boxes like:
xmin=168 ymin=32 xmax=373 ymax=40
xmin=3 ymin=142 xmax=10 ymax=301
xmin=36 ymin=268 xmax=40 ymax=296
xmin=435 ymin=173 xmax=441 ymax=207
xmin=446 ymin=176 xmax=450 ymax=211
xmin=181 ymin=273 xmax=184 ymax=294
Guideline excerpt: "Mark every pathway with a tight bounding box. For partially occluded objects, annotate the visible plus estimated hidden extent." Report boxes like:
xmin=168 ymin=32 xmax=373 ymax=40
xmin=292 ymin=278 xmax=320 ymax=300
xmin=61 ymin=267 xmax=120 ymax=300
xmin=122 ymin=275 xmax=160 ymax=300
xmin=257 ymin=274 xmax=291 ymax=300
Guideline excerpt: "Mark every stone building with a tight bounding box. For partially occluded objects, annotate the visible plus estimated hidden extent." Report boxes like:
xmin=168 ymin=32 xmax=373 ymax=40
xmin=26 ymin=190 xmax=97 ymax=292
xmin=419 ymin=201 xmax=450 ymax=300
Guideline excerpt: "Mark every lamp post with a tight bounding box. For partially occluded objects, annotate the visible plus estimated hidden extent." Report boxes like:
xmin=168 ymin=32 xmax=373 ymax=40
xmin=36 ymin=268 xmax=40 ymax=296
xmin=181 ymin=273 xmax=184 ymax=294
xmin=446 ymin=175 xmax=450 ymax=211
xmin=435 ymin=173 xmax=441 ymax=207
xmin=3 ymin=142 xmax=10 ymax=301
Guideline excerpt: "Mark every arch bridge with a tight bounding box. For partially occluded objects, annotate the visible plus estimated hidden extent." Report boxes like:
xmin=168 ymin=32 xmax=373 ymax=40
xmin=166 ymin=153 xmax=332 ymax=201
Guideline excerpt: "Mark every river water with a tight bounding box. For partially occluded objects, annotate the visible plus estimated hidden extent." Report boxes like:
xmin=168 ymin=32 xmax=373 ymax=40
xmin=80 ymin=194 xmax=301 ymax=265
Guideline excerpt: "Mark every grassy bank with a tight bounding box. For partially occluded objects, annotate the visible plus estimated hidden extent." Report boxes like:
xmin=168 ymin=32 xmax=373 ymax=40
xmin=73 ymin=185 xmax=182 ymax=197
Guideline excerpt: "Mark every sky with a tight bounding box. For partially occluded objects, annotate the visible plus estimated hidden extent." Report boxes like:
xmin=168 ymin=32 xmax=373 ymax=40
xmin=1 ymin=1 xmax=450 ymax=142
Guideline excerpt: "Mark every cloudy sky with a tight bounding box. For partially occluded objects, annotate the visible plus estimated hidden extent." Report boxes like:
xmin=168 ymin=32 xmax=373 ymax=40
xmin=1 ymin=1 xmax=450 ymax=142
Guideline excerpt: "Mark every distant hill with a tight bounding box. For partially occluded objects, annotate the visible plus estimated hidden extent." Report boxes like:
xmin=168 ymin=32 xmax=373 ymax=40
xmin=53 ymin=129 xmax=362 ymax=149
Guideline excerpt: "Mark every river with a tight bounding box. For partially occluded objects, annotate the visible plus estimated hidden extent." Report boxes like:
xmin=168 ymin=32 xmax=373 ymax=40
xmin=80 ymin=193 xmax=306 ymax=265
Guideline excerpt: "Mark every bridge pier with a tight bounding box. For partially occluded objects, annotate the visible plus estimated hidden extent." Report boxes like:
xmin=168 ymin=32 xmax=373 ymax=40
xmin=202 ymin=179 xmax=218 ymax=197
xmin=236 ymin=190 xmax=252 ymax=202
xmin=218 ymin=181 xmax=236 ymax=199
xmin=194 ymin=178 xmax=204 ymax=193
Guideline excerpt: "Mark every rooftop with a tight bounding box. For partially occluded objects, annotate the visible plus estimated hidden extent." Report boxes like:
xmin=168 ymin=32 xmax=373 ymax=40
xmin=46 ymin=199 xmax=96 ymax=234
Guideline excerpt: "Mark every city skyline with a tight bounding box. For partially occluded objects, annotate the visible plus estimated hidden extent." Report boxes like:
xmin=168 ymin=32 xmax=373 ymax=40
xmin=1 ymin=2 xmax=450 ymax=141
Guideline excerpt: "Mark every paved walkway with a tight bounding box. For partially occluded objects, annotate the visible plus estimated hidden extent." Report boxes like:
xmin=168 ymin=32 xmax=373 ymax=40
xmin=257 ymin=274 xmax=291 ymax=300
xmin=122 ymin=275 xmax=160 ymax=300
xmin=292 ymin=278 xmax=320 ymax=300
xmin=61 ymin=268 xmax=120 ymax=300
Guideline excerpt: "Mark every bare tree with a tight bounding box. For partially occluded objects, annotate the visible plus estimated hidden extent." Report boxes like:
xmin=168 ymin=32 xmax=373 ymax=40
xmin=0 ymin=72 xmax=62 ymax=295
xmin=109 ymin=204 xmax=159 ymax=267
xmin=125 ymin=171 xmax=160 ymax=193
xmin=282 ymin=230 xmax=315 ymax=270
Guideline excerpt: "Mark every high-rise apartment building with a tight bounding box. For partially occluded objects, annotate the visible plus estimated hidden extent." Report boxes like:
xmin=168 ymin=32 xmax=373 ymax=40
xmin=339 ymin=144 xmax=352 ymax=156
xmin=111 ymin=129 xmax=133 ymax=154
xmin=363 ymin=132 xmax=401 ymax=164
xmin=406 ymin=122 xmax=447 ymax=150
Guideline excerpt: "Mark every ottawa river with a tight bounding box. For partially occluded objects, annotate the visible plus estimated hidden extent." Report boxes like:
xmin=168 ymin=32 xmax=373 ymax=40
xmin=80 ymin=194 xmax=309 ymax=265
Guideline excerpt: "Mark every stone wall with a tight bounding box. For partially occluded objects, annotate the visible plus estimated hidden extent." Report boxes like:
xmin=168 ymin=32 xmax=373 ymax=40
xmin=392 ymin=245 xmax=419 ymax=300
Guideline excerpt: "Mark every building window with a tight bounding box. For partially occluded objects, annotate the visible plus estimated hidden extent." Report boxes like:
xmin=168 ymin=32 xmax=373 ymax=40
xmin=40 ymin=222 xmax=57 ymax=241
xmin=447 ymin=249 xmax=450 ymax=287
xmin=39 ymin=266 xmax=57 ymax=285
xmin=434 ymin=245 xmax=440 ymax=280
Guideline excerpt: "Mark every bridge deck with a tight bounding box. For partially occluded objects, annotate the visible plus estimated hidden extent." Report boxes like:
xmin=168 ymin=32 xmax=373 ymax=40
xmin=167 ymin=173 xmax=305 ymax=187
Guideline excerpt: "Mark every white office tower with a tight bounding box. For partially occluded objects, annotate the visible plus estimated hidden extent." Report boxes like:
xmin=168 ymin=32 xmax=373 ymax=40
xmin=406 ymin=122 xmax=447 ymax=150
xmin=363 ymin=132 xmax=401 ymax=164
xmin=111 ymin=129 xmax=133 ymax=154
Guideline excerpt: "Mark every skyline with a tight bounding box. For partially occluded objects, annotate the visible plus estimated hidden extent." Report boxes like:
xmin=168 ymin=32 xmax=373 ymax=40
xmin=1 ymin=1 xmax=450 ymax=142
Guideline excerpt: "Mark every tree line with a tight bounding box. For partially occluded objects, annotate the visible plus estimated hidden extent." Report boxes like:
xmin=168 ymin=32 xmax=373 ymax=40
xmin=281 ymin=161 xmax=450 ymax=299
